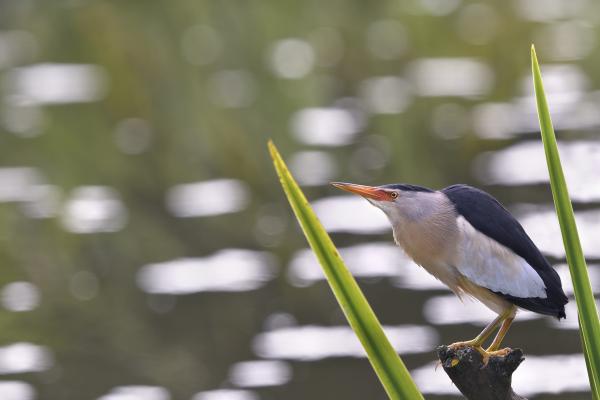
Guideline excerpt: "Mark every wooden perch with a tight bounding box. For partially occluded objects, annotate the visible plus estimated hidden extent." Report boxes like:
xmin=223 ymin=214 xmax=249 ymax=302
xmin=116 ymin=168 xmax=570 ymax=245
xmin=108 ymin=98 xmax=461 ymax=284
xmin=437 ymin=345 xmax=527 ymax=400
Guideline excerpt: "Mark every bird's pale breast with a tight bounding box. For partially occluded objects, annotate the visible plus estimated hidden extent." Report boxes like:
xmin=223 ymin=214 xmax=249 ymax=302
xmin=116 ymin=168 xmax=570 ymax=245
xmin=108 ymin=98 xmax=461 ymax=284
xmin=391 ymin=194 xmax=463 ymax=291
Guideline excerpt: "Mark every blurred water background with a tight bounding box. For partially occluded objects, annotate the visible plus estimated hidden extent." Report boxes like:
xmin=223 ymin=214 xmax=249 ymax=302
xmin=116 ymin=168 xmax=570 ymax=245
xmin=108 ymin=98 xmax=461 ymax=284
xmin=0 ymin=1 xmax=599 ymax=399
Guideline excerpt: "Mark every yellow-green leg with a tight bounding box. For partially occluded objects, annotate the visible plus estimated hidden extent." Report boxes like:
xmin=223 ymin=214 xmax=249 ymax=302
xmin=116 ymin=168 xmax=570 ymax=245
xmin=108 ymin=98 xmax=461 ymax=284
xmin=448 ymin=306 xmax=516 ymax=364
xmin=486 ymin=316 xmax=515 ymax=352
xmin=448 ymin=312 xmax=505 ymax=350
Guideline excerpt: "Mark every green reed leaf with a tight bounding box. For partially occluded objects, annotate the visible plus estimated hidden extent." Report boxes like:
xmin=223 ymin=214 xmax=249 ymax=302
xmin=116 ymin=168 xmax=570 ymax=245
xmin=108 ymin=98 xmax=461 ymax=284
xmin=268 ymin=140 xmax=424 ymax=400
xmin=532 ymin=45 xmax=600 ymax=399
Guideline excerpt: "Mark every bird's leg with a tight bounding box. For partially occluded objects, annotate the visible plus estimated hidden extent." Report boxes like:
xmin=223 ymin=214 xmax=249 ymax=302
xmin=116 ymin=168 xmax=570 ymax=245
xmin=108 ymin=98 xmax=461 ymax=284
xmin=447 ymin=306 xmax=516 ymax=365
xmin=447 ymin=312 xmax=505 ymax=351
xmin=447 ymin=306 xmax=517 ymax=366
xmin=486 ymin=316 xmax=515 ymax=354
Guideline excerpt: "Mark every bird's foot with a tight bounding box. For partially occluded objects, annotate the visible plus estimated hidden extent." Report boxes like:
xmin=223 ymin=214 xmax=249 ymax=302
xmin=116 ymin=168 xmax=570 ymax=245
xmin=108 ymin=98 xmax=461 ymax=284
xmin=447 ymin=341 xmax=512 ymax=366
xmin=485 ymin=347 xmax=512 ymax=358
xmin=447 ymin=339 xmax=482 ymax=351
xmin=478 ymin=347 xmax=512 ymax=366
xmin=447 ymin=341 xmax=487 ymax=365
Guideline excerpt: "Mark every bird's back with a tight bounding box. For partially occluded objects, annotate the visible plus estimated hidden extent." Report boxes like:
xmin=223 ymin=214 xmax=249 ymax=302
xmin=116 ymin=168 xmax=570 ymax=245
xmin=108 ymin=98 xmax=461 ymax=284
xmin=442 ymin=184 xmax=568 ymax=319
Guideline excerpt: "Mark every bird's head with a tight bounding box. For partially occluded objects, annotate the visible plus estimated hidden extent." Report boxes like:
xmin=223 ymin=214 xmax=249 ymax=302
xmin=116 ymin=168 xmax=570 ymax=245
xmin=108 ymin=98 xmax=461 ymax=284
xmin=331 ymin=182 xmax=437 ymax=223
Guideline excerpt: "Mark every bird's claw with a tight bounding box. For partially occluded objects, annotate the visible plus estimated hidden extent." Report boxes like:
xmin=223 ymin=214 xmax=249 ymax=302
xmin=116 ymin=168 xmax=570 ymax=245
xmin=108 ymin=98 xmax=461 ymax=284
xmin=485 ymin=347 xmax=511 ymax=358
xmin=446 ymin=342 xmax=512 ymax=367
xmin=447 ymin=340 xmax=481 ymax=351
xmin=478 ymin=346 xmax=513 ymax=366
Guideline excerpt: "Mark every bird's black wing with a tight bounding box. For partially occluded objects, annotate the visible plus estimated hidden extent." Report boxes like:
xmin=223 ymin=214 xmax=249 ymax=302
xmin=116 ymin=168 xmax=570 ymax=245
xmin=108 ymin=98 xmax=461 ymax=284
xmin=443 ymin=184 xmax=568 ymax=318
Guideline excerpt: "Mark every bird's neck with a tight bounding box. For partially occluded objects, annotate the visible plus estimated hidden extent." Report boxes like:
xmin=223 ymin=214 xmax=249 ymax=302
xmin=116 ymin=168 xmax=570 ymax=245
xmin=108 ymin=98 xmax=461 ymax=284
xmin=390 ymin=193 xmax=459 ymax=267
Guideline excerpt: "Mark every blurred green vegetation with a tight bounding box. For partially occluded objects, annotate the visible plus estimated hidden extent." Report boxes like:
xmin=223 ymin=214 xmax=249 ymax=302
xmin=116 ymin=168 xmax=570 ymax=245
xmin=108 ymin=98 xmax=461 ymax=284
xmin=0 ymin=1 xmax=596 ymax=399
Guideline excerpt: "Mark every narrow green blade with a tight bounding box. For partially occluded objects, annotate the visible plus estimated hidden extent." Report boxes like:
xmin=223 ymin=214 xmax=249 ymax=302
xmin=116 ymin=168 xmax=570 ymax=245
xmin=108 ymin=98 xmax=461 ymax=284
xmin=531 ymin=45 xmax=600 ymax=397
xmin=580 ymin=317 xmax=600 ymax=400
xmin=268 ymin=141 xmax=424 ymax=400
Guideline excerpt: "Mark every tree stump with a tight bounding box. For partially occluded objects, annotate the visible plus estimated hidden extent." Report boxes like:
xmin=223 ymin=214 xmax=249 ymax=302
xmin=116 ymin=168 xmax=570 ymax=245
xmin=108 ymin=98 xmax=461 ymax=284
xmin=437 ymin=345 xmax=527 ymax=400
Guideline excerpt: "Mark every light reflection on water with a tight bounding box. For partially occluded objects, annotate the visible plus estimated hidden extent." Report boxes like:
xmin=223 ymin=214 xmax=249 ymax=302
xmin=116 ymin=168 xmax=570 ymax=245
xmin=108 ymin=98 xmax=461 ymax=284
xmin=4 ymin=63 xmax=107 ymax=104
xmin=166 ymin=179 xmax=249 ymax=218
xmin=137 ymin=249 xmax=276 ymax=295
xmin=288 ymin=242 xmax=408 ymax=286
xmin=1 ymin=95 xmax=44 ymax=137
xmin=550 ymin=299 xmax=600 ymax=330
xmin=476 ymin=95 xmax=600 ymax=138
xmin=2 ymin=4 xmax=599 ymax=399
xmin=0 ymin=343 xmax=52 ymax=374
xmin=514 ymin=0 xmax=590 ymax=22
xmin=407 ymin=58 xmax=493 ymax=97
xmin=61 ymin=186 xmax=127 ymax=234
xmin=290 ymin=107 xmax=361 ymax=146
xmin=0 ymin=167 xmax=44 ymax=203
xmin=555 ymin=264 xmax=600 ymax=296
xmin=0 ymin=381 xmax=35 ymax=400
xmin=21 ymin=184 xmax=61 ymax=219
xmin=312 ymin=196 xmax=389 ymax=234
xmin=412 ymin=353 xmax=588 ymax=396
xmin=97 ymin=386 xmax=170 ymax=400
xmin=0 ymin=282 xmax=40 ymax=312
xmin=519 ymin=64 xmax=589 ymax=97
xmin=268 ymin=38 xmax=315 ymax=80
xmin=472 ymin=102 xmax=520 ymax=139
xmin=424 ymin=295 xmax=539 ymax=326
xmin=418 ymin=0 xmax=462 ymax=16
xmin=516 ymin=205 xmax=600 ymax=258
xmin=359 ymin=76 xmax=412 ymax=114
xmin=0 ymin=167 xmax=60 ymax=222
xmin=192 ymin=389 xmax=258 ymax=400
xmin=535 ymin=23 xmax=596 ymax=61
xmin=228 ymin=360 xmax=292 ymax=388
xmin=253 ymin=325 xmax=438 ymax=360
xmin=288 ymin=151 xmax=338 ymax=186
xmin=288 ymin=242 xmax=447 ymax=291
xmin=514 ymin=354 xmax=589 ymax=396
xmin=473 ymin=65 xmax=597 ymax=138
xmin=477 ymin=141 xmax=600 ymax=202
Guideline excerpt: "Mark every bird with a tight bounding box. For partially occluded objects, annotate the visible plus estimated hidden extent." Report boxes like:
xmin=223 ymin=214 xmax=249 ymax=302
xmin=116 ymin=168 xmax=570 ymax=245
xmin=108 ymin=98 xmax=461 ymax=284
xmin=331 ymin=182 xmax=568 ymax=361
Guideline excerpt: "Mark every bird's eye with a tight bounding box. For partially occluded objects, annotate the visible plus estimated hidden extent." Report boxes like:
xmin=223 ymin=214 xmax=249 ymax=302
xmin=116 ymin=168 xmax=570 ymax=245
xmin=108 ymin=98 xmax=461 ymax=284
xmin=390 ymin=192 xmax=398 ymax=199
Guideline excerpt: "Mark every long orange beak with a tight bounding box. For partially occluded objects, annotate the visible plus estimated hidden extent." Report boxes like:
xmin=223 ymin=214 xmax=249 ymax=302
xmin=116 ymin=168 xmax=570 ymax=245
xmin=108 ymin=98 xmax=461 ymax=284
xmin=331 ymin=182 xmax=392 ymax=201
